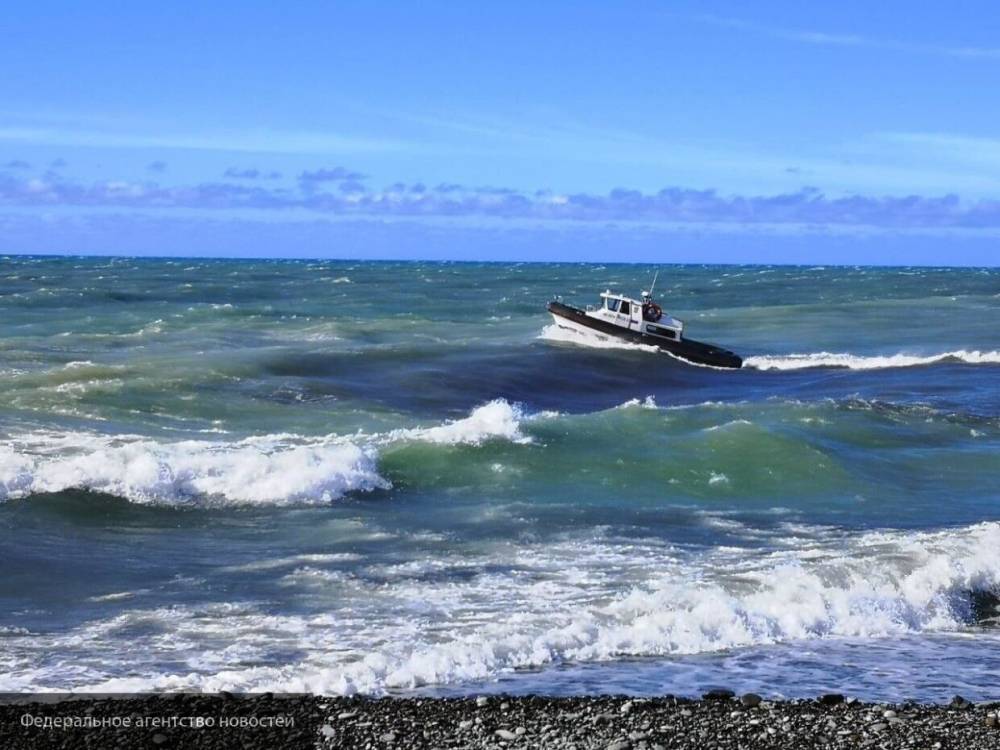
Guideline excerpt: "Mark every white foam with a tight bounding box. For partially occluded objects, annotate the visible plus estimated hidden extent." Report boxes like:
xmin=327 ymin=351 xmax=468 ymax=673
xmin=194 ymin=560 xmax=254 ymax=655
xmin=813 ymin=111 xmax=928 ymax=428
xmin=0 ymin=400 xmax=532 ymax=506
xmin=122 ymin=319 xmax=164 ymax=337
xmin=745 ymin=350 xmax=1000 ymax=371
xmin=279 ymin=567 xmax=352 ymax=587
xmin=87 ymin=590 xmax=147 ymax=603
xmin=290 ymin=522 xmax=1000 ymax=695
xmin=615 ymin=396 xmax=659 ymax=410
xmin=219 ymin=553 xmax=364 ymax=573
xmin=386 ymin=399 xmax=529 ymax=446
xmin=0 ymin=445 xmax=35 ymax=499
xmin=708 ymin=472 xmax=730 ymax=485
xmin=538 ymin=323 xmax=659 ymax=353
xmin=6 ymin=522 xmax=997 ymax=695
xmin=0 ymin=432 xmax=387 ymax=506
xmin=539 ymin=324 xmax=736 ymax=369
xmin=704 ymin=419 xmax=753 ymax=432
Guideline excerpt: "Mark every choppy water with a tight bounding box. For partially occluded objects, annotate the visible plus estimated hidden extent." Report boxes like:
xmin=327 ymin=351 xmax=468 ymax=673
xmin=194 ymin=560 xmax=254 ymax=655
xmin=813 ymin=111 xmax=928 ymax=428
xmin=1 ymin=256 xmax=999 ymax=701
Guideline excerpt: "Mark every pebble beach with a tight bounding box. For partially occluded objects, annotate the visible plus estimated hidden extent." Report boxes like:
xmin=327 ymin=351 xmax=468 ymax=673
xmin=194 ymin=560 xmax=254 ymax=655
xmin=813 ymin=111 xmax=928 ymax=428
xmin=3 ymin=693 xmax=1000 ymax=749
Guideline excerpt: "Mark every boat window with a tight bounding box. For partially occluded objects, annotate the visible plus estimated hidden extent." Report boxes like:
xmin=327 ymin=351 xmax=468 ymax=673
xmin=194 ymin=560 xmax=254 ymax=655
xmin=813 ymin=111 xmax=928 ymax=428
xmin=605 ymin=298 xmax=620 ymax=312
xmin=619 ymin=301 xmax=630 ymax=316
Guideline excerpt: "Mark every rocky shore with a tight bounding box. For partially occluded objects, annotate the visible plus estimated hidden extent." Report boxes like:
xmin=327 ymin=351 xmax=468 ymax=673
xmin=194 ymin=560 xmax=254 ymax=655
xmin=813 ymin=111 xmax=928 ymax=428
xmin=2 ymin=692 xmax=999 ymax=749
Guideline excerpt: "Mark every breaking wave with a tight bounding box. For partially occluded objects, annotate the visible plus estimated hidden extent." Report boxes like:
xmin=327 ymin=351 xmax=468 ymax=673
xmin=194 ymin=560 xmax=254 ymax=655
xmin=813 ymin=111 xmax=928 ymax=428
xmin=745 ymin=350 xmax=1000 ymax=371
xmin=11 ymin=521 xmax=997 ymax=694
xmin=384 ymin=398 xmax=529 ymax=446
xmin=0 ymin=399 xmax=529 ymax=506
xmin=4 ymin=394 xmax=994 ymax=507
xmin=0 ymin=434 xmax=386 ymax=507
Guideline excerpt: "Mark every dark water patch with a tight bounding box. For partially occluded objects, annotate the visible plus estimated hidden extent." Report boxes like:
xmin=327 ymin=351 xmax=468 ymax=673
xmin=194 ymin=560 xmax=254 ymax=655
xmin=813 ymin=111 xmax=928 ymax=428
xmin=252 ymin=382 xmax=347 ymax=405
xmin=104 ymin=291 xmax=149 ymax=303
xmin=838 ymin=397 xmax=1000 ymax=429
xmin=2 ymin=484 xmax=396 ymax=516
xmin=2 ymin=489 xmax=226 ymax=527
xmin=261 ymin=343 xmax=751 ymax=416
xmin=971 ymin=590 xmax=1000 ymax=626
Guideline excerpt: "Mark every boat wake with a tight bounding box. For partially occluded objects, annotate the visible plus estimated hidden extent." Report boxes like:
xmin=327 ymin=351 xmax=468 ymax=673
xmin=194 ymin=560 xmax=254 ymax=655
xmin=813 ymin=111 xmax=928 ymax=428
xmin=744 ymin=349 xmax=1000 ymax=371
xmin=538 ymin=323 xmax=659 ymax=353
xmin=540 ymin=320 xmax=1000 ymax=373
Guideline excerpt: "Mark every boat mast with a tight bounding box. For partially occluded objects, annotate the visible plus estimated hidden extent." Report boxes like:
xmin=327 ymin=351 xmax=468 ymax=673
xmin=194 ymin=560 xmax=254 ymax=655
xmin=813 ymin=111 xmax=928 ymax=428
xmin=646 ymin=270 xmax=659 ymax=299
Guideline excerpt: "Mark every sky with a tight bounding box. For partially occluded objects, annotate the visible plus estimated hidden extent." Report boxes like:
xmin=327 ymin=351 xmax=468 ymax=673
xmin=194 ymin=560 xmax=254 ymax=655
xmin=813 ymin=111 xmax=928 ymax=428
xmin=1 ymin=1 xmax=999 ymax=265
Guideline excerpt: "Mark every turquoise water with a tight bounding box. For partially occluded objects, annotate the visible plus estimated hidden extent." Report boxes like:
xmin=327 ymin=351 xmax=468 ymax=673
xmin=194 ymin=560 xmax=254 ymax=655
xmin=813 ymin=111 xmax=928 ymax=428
xmin=1 ymin=256 xmax=999 ymax=700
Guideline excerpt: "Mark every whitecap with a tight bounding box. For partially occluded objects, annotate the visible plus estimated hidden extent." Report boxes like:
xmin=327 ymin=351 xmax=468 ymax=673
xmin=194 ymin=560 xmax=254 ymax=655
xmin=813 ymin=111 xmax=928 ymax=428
xmin=708 ymin=472 xmax=730 ymax=485
xmin=745 ymin=350 xmax=1000 ymax=371
xmin=385 ymin=399 xmax=529 ymax=446
xmin=0 ymin=432 xmax=388 ymax=506
xmin=615 ymin=395 xmax=659 ymax=410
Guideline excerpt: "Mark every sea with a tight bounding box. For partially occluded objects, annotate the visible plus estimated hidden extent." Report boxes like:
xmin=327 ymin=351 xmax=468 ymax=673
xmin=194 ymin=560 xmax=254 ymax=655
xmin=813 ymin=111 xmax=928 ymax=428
xmin=1 ymin=256 xmax=999 ymax=702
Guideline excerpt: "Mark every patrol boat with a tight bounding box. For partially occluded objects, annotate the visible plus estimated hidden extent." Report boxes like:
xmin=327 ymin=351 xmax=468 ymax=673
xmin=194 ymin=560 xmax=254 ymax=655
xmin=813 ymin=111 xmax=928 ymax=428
xmin=546 ymin=277 xmax=743 ymax=369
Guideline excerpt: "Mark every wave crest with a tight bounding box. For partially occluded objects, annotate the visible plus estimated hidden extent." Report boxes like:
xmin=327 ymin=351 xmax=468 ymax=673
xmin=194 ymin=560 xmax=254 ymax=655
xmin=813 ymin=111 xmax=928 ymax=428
xmin=386 ymin=399 xmax=529 ymax=446
xmin=0 ymin=434 xmax=387 ymax=507
xmin=0 ymin=399 xmax=530 ymax=506
xmin=745 ymin=349 xmax=1000 ymax=371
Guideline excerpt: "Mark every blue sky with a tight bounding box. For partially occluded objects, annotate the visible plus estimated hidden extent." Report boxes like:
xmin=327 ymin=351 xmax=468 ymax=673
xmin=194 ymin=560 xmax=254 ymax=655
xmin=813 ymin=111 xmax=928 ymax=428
xmin=2 ymin=1 xmax=999 ymax=264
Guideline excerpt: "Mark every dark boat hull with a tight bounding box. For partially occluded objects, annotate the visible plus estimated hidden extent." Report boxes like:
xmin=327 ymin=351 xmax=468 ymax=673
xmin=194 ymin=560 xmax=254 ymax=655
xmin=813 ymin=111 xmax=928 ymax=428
xmin=547 ymin=301 xmax=743 ymax=369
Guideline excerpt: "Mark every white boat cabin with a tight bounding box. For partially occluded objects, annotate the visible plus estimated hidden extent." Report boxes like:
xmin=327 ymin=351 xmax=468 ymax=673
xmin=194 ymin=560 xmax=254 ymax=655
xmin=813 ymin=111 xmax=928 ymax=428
xmin=587 ymin=290 xmax=684 ymax=341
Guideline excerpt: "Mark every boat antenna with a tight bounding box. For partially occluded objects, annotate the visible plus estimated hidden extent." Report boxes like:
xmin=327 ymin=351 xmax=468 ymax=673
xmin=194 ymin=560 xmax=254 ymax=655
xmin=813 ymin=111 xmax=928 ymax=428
xmin=646 ymin=270 xmax=659 ymax=299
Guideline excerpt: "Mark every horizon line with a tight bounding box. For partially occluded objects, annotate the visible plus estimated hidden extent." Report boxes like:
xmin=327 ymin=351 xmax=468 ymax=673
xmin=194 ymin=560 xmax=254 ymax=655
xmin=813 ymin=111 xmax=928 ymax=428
xmin=3 ymin=250 xmax=996 ymax=271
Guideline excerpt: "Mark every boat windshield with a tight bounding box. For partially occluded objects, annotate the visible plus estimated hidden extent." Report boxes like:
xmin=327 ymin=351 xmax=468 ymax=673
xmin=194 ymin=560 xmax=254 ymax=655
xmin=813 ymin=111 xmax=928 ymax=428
xmin=605 ymin=298 xmax=620 ymax=312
